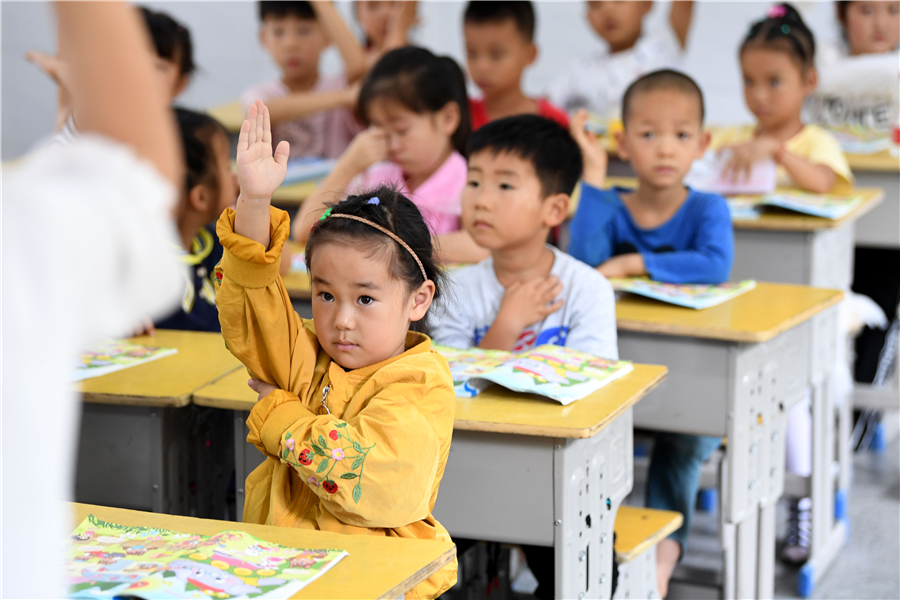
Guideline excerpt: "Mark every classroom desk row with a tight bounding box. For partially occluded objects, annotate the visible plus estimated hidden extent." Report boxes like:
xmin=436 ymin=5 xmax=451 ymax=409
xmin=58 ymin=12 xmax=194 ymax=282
xmin=76 ymin=281 xmax=841 ymax=599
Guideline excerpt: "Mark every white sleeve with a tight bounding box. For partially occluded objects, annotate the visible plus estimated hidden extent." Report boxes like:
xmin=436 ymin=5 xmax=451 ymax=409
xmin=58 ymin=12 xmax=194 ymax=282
xmin=5 ymin=134 xmax=184 ymax=340
xmin=563 ymin=266 xmax=619 ymax=360
xmin=431 ymin=272 xmax=478 ymax=349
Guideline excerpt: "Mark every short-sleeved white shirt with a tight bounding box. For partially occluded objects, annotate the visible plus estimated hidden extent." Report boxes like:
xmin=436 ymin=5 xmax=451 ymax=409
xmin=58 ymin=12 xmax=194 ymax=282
xmin=433 ymin=246 xmax=618 ymax=359
xmin=547 ymin=23 xmax=683 ymax=119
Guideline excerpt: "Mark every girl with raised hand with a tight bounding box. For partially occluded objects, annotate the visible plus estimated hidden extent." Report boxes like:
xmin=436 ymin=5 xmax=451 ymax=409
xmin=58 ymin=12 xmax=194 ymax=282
xmin=215 ymin=99 xmax=457 ymax=598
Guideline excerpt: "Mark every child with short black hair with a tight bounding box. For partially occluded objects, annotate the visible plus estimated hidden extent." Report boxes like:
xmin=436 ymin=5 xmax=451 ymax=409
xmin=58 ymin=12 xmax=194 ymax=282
xmin=568 ymin=68 xmax=730 ymax=597
xmin=215 ymin=100 xmax=457 ymax=598
xmin=433 ymin=113 xmax=616 ymax=599
xmin=463 ymin=1 xmax=568 ymax=130
xmin=242 ymin=1 xmax=365 ymax=159
xmin=548 ymin=1 xmax=694 ymax=119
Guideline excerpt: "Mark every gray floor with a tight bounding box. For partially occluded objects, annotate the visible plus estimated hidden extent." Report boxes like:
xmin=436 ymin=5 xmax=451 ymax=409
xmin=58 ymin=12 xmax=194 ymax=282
xmin=666 ymin=418 xmax=900 ymax=600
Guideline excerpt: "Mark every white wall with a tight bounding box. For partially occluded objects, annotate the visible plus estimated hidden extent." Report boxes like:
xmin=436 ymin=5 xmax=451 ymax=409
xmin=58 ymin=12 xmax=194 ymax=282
xmin=1 ymin=1 xmax=842 ymax=160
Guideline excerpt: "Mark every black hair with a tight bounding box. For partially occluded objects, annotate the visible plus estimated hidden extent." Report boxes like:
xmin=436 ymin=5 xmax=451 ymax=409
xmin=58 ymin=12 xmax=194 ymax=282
xmin=258 ymin=1 xmax=316 ymax=22
xmin=621 ymin=69 xmax=706 ymax=126
xmin=466 ymin=114 xmax=583 ymax=197
xmin=174 ymin=107 xmax=228 ymax=220
xmin=836 ymin=1 xmax=851 ymax=23
xmin=305 ymin=186 xmax=445 ymax=334
xmin=464 ymin=1 xmax=536 ymax=42
xmin=358 ymin=47 xmax=471 ymax=156
xmin=139 ymin=7 xmax=195 ymax=79
xmin=741 ymin=3 xmax=816 ymax=71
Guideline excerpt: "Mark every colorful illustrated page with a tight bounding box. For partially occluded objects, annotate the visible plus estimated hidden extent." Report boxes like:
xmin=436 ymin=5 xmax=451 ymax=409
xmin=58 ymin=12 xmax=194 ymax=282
xmin=610 ymin=278 xmax=757 ymax=310
xmin=66 ymin=515 xmax=347 ymax=599
xmin=435 ymin=344 xmax=632 ymax=405
xmin=758 ymin=192 xmax=863 ymax=220
xmin=73 ymin=341 xmax=178 ymax=382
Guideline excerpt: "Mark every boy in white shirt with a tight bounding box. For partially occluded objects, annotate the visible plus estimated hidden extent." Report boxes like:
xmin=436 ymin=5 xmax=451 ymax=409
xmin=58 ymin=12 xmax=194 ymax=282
xmin=434 ymin=114 xmax=617 ymax=360
xmin=548 ymin=1 xmax=694 ymax=120
xmin=432 ymin=113 xmax=617 ymax=599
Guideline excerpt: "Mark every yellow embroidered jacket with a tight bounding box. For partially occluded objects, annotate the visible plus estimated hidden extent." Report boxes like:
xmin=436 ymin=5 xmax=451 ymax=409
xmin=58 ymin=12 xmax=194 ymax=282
xmin=214 ymin=207 xmax=458 ymax=598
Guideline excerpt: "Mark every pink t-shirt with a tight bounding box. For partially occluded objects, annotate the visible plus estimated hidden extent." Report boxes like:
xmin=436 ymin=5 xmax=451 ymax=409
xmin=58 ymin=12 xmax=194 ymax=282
xmin=350 ymin=151 xmax=467 ymax=235
xmin=241 ymin=75 xmax=362 ymax=160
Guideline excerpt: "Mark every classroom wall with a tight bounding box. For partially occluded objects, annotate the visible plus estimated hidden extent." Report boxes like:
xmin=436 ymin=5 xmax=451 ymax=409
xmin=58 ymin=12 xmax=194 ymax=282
xmin=1 ymin=1 xmax=843 ymax=160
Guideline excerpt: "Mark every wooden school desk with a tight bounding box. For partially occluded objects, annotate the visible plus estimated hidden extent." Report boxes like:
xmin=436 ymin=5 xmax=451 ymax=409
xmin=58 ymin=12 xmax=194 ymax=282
xmin=69 ymin=503 xmax=456 ymax=600
xmin=76 ymin=330 xmax=241 ymax=514
xmin=846 ymin=150 xmax=899 ymax=249
xmin=193 ymin=362 xmax=669 ymax=600
xmin=616 ymin=282 xmax=843 ymax=599
xmin=208 ymin=100 xmax=244 ymax=134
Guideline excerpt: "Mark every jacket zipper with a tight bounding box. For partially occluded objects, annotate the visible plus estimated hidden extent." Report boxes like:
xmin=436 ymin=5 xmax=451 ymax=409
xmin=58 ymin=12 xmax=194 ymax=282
xmin=321 ymin=385 xmax=331 ymax=414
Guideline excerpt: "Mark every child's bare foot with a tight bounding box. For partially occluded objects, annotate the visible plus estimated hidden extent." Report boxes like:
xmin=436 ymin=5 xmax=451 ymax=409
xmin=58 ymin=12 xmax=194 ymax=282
xmin=656 ymin=538 xmax=681 ymax=598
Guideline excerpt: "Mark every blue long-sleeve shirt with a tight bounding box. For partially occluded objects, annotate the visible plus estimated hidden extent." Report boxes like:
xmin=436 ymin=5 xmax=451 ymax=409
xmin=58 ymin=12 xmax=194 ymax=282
xmin=568 ymin=183 xmax=734 ymax=284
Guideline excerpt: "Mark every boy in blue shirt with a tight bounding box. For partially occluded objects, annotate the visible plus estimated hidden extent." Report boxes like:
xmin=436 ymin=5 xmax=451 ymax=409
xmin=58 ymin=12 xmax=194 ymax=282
xmin=568 ymin=69 xmax=732 ymax=597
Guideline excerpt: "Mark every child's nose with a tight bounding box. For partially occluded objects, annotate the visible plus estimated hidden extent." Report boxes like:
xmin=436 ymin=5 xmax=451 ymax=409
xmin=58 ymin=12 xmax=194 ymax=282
xmin=334 ymin=304 xmax=355 ymax=330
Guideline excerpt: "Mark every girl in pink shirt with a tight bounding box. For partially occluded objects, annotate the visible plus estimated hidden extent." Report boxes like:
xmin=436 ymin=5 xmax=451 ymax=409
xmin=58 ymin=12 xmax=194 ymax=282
xmin=294 ymin=46 xmax=489 ymax=264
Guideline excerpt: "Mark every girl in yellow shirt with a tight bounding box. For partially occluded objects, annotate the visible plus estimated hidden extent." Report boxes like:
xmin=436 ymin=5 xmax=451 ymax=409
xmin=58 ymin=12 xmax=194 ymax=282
xmin=215 ymin=100 xmax=457 ymax=598
xmin=719 ymin=3 xmax=853 ymax=193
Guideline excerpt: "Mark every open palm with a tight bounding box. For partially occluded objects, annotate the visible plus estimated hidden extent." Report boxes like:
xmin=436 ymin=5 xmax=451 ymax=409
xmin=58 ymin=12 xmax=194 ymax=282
xmin=236 ymin=99 xmax=290 ymax=201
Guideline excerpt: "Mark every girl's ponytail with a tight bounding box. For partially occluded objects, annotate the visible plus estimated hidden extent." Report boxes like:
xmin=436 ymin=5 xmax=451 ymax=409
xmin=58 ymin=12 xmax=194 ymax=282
xmin=358 ymin=46 xmax=471 ymax=156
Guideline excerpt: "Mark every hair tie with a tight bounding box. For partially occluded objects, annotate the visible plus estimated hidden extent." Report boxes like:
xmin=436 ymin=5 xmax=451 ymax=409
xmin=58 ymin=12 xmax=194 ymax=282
xmin=367 ymin=197 xmax=381 ymax=205
xmin=767 ymin=4 xmax=787 ymax=18
xmin=781 ymin=24 xmax=791 ymax=34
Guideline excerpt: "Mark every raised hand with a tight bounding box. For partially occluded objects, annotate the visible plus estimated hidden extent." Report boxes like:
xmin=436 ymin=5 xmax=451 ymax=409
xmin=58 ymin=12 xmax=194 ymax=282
xmin=236 ymin=99 xmax=290 ymax=202
xmin=570 ymin=109 xmax=608 ymax=189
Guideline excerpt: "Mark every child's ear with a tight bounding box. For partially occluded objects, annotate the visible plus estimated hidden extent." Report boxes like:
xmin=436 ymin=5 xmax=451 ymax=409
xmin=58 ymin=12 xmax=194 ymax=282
xmin=526 ymin=42 xmax=538 ymax=66
xmin=172 ymin=75 xmax=190 ymax=99
xmin=187 ymin=184 xmax=210 ymax=213
xmin=614 ymin=129 xmax=629 ymax=161
xmin=543 ymin=192 xmax=570 ymax=228
xmin=697 ymin=129 xmax=712 ymax=158
xmin=408 ymin=280 xmax=436 ymax=323
xmin=803 ymin=67 xmax=818 ymax=94
xmin=438 ymin=102 xmax=461 ymax=138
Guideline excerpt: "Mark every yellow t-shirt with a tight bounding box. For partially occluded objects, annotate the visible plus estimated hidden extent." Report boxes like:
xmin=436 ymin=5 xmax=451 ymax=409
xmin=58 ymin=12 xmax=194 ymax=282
xmin=710 ymin=124 xmax=854 ymax=192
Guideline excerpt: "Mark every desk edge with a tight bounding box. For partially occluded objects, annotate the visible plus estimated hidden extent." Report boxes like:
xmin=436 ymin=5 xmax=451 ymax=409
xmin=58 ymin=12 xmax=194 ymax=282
xmin=731 ymin=188 xmax=885 ymax=232
xmin=379 ymin=545 xmax=457 ymax=600
xmin=452 ymin=366 xmax=668 ymax=439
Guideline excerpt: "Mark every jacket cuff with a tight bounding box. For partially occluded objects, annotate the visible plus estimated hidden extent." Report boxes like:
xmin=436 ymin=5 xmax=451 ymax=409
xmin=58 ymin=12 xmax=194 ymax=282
xmin=247 ymin=389 xmax=313 ymax=456
xmin=217 ymin=206 xmax=291 ymax=289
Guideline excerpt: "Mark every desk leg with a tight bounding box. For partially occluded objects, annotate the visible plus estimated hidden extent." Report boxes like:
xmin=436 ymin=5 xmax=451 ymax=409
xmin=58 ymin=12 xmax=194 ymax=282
xmin=234 ymin=411 xmax=248 ymax=521
xmin=756 ymin=502 xmax=776 ymax=600
xmin=554 ymin=409 xmax=634 ymax=600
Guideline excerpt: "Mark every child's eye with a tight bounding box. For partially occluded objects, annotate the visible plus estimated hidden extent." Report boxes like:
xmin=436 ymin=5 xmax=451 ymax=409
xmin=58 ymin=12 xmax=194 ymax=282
xmin=490 ymin=50 xmax=505 ymax=61
xmin=467 ymin=179 xmax=480 ymax=188
xmin=319 ymin=292 xmax=334 ymax=302
xmin=358 ymin=296 xmax=375 ymax=306
xmin=499 ymin=182 xmax=514 ymax=190
xmin=770 ymin=77 xmax=781 ymax=87
xmin=641 ymin=131 xmax=655 ymax=139
xmin=678 ymin=132 xmax=691 ymax=140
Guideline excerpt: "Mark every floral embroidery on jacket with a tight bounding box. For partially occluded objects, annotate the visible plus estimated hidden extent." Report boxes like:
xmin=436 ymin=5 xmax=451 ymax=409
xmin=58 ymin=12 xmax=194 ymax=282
xmin=281 ymin=423 xmax=375 ymax=503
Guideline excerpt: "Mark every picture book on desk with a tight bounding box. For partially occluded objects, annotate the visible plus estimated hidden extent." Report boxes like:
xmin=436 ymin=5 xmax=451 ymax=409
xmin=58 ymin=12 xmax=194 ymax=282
xmin=684 ymin=150 xmax=777 ymax=195
xmin=283 ymin=157 xmax=336 ymax=185
xmin=434 ymin=344 xmax=633 ymax=405
xmin=609 ymin=278 xmax=756 ymax=310
xmin=65 ymin=514 xmax=347 ymax=599
xmin=727 ymin=192 xmax=863 ymax=221
xmin=73 ymin=341 xmax=178 ymax=382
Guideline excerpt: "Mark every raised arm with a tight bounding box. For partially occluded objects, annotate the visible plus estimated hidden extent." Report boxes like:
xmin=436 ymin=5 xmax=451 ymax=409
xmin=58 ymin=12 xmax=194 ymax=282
xmin=56 ymin=1 xmax=179 ymax=185
xmin=669 ymin=1 xmax=695 ymax=49
xmin=311 ymin=1 xmax=366 ymax=83
xmin=264 ymin=85 xmax=358 ymax=126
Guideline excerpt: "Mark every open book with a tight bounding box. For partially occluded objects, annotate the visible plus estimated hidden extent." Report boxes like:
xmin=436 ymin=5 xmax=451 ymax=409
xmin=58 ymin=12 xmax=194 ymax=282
xmin=434 ymin=344 xmax=633 ymax=405
xmin=66 ymin=514 xmax=347 ymax=599
xmin=283 ymin=157 xmax=336 ymax=185
xmin=728 ymin=192 xmax=864 ymax=220
xmin=610 ymin=278 xmax=756 ymax=309
xmin=73 ymin=341 xmax=177 ymax=382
